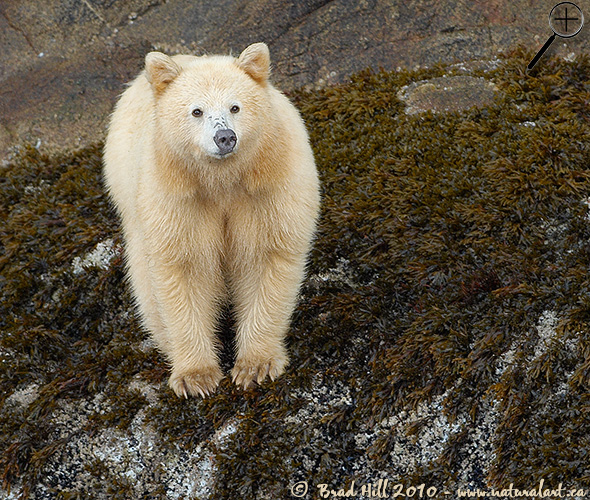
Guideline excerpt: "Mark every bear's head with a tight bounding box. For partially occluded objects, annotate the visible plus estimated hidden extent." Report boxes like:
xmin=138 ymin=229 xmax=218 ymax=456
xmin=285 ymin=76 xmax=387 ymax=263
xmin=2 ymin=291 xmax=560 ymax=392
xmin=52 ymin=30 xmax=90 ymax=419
xmin=144 ymin=43 xmax=272 ymax=165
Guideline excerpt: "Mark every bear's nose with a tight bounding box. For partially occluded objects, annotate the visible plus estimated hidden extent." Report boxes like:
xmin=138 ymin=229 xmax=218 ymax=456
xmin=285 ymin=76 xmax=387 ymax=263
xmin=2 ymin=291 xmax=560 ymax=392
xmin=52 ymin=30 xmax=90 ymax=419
xmin=213 ymin=129 xmax=237 ymax=155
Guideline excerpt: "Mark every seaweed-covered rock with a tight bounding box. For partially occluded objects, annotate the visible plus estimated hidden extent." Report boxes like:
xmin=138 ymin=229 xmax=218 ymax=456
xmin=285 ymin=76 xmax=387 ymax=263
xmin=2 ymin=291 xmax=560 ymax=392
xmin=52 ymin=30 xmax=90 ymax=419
xmin=1 ymin=49 xmax=590 ymax=499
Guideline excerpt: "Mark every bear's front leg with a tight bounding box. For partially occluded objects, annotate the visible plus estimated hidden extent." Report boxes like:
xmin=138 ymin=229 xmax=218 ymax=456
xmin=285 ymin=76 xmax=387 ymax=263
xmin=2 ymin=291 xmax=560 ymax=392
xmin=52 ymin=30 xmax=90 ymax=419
xmin=151 ymin=257 xmax=225 ymax=398
xmin=230 ymin=250 xmax=305 ymax=388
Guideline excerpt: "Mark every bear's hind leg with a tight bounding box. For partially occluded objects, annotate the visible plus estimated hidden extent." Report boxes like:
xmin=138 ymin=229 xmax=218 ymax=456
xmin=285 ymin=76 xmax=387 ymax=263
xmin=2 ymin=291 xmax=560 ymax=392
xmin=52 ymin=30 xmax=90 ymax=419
xmin=124 ymin=228 xmax=166 ymax=343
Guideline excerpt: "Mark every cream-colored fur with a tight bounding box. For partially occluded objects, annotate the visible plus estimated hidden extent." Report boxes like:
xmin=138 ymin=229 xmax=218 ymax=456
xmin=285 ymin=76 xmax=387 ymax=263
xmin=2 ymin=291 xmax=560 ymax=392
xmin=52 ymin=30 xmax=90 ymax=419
xmin=103 ymin=43 xmax=320 ymax=397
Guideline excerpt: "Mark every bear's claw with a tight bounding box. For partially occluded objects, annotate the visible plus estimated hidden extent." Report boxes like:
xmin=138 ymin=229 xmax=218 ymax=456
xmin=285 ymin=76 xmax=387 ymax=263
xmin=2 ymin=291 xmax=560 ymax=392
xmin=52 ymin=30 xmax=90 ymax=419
xmin=231 ymin=356 xmax=287 ymax=389
xmin=169 ymin=366 xmax=224 ymax=398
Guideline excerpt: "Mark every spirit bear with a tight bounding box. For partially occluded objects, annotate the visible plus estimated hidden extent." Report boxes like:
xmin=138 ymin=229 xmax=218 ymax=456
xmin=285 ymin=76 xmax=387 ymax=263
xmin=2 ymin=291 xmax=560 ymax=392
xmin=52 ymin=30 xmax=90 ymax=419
xmin=103 ymin=43 xmax=320 ymax=398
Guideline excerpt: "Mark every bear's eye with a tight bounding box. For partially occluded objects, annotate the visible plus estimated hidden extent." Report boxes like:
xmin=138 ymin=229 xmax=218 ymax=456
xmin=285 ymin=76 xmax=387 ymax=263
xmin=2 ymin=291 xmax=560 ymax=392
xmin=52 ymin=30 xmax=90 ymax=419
xmin=192 ymin=108 xmax=203 ymax=117
xmin=230 ymin=105 xmax=240 ymax=114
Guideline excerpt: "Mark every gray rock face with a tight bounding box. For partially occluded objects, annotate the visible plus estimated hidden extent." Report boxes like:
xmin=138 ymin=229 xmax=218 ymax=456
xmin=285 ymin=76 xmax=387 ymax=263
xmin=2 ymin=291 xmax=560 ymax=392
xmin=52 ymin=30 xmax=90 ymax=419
xmin=0 ymin=0 xmax=588 ymax=159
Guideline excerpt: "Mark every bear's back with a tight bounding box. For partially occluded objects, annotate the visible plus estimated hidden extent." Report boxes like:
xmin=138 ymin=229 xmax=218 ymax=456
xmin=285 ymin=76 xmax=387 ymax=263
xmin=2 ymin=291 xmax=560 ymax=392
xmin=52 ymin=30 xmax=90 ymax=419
xmin=103 ymin=71 xmax=157 ymax=220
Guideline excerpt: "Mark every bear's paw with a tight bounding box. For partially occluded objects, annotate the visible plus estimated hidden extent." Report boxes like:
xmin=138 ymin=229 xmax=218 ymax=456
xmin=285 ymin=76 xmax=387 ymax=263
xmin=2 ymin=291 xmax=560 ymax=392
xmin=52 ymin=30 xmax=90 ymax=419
xmin=231 ymin=354 xmax=288 ymax=389
xmin=169 ymin=365 xmax=224 ymax=398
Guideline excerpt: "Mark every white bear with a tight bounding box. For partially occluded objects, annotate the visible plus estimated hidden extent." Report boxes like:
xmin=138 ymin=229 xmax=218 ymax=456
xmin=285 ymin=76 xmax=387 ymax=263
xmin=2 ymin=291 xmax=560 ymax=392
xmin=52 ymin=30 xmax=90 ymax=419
xmin=103 ymin=43 xmax=320 ymax=397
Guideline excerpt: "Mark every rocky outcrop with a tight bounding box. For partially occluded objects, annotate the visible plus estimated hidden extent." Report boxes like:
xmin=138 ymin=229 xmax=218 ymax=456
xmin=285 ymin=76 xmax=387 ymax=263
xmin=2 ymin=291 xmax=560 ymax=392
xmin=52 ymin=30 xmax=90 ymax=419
xmin=1 ymin=0 xmax=587 ymax=160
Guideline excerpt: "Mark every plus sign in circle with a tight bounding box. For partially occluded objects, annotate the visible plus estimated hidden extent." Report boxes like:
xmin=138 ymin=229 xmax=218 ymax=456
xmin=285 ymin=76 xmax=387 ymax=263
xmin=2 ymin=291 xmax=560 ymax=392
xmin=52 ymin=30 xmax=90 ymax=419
xmin=549 ymin=2 xmax=584 ymax=38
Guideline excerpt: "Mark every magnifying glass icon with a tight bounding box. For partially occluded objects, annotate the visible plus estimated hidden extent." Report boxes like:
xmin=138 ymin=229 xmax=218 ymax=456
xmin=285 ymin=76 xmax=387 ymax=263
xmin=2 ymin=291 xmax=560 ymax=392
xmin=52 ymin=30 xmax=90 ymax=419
xmin=528 ymin=2 xmax=584 ymax=70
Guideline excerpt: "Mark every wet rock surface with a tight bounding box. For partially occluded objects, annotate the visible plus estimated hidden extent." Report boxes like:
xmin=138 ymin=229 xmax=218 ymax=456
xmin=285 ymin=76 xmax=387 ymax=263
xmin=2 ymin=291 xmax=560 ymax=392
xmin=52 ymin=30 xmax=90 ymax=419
xmin=398 ymin=75 xmax=499 ymax=114
xmin=1 ymin=0 xmax=589 ymax=159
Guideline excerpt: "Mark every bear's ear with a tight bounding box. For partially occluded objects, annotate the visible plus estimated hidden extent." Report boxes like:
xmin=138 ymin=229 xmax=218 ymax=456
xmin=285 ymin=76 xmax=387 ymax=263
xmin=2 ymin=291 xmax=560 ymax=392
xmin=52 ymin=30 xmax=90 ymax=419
xmin=237 ymin=43 xmax=270 ymax=84
xmin=145 ymin=52 xmax=181 ymax=93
